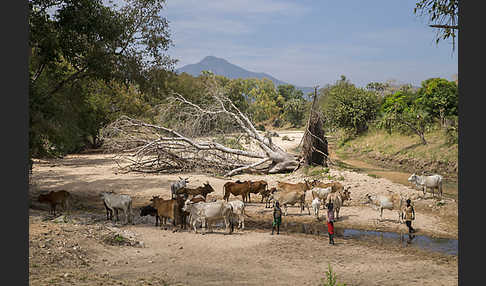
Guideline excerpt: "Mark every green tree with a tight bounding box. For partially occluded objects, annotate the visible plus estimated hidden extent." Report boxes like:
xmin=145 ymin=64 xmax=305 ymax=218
xmin=29 ymin=0 xmax=174 ymax=163
xmin=247 ymin=78 xmax=280 ymax=122
xmin=415 ymin=77 xmax=458 ymax=126
xmin=380 ymin=90 xmax=433 ymax=144
xmin=283 ymin=98 xmax=307 ymax=127
xmin=322 ymin=76 xmax=381 ymax=135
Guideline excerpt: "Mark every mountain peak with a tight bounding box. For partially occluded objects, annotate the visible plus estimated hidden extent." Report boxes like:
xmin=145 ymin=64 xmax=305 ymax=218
xmin=176 ymin=56 xmax=315 ymax=97
xmin=200 ymin=56 xmax=227 ymax=63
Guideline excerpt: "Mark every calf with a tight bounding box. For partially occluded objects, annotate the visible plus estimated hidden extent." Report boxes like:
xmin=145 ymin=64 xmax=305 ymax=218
xmin=311 ymin=197 xmax=321 ymax=219
xmin=100 ymin=192 xmax=134 ymax=225
xmin=310 ymin=187 xmax=332 ymax=208
xmin=228 ymin=200 xmax=247 ymax=230
xmin=38 ymin=190 xmax=71 ymax=216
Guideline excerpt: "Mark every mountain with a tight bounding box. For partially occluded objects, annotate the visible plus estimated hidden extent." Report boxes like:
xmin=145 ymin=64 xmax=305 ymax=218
xmin=176 ymin=56 xmax=315 ymax=98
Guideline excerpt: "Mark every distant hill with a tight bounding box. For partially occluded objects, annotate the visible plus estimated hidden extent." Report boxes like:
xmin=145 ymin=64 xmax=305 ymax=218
xmin=176 ymin=56 xmax=315 ymax=98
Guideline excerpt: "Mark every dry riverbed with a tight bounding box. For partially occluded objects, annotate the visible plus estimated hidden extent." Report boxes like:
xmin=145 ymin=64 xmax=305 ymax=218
xmin=29 ymin=131 xmax=458 ymax=285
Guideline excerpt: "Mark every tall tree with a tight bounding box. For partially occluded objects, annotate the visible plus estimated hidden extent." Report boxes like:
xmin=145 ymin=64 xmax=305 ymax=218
xmin=29 ymin=0 xmax=174 ymax=164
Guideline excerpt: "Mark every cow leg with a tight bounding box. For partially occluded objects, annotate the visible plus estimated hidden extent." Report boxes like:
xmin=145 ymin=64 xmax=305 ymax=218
xmin=380 ymin=208 xmax=383 ymax=220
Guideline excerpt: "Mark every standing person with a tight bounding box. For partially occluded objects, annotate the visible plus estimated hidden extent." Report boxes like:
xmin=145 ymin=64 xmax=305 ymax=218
xmin=327 ymin=202 xmax=335 ymax=245
xmin=402 ymin=199 xmax=416 ymax=233
xmin=271 ymin=201 xmax=282 ymax=235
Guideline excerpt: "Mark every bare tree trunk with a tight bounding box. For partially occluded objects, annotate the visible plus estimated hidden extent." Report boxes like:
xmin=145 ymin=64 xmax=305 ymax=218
xmin=301 ymin=86 xmax=328 ymax=167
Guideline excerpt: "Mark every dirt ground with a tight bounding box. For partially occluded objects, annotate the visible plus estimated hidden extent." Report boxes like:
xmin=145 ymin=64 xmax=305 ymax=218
xmin=29 ymin=131 xmax=458 ymax=285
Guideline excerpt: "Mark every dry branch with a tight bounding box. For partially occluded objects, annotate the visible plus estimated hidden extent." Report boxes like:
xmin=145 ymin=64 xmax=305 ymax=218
xmin=101 ymin=76 xmax=301 ymax=176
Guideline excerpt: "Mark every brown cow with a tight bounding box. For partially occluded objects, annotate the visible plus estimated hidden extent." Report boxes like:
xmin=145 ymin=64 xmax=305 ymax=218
xmin=38 ymin=190 xmax=71 ymax=216
xmin=311 ymin=180 xmax=345 ymax=193
xmin=223 ymin=181 xmax=251 ymax=202
xmin=177 ymin=182 xmax=215 ymax=199
xmin=151 ymin=197 xmax=183 ymax=228
xmin=246 ymin=180 xmax=268 ymax=203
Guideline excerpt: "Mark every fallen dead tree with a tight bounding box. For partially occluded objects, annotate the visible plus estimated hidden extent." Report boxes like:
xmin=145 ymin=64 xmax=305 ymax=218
xmin=102 ymin=76 xmax=301 ymax=177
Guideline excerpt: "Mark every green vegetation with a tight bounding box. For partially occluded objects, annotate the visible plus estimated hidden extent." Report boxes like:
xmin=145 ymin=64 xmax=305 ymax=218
xmin=303 ymin=166 xmax=330 ymax=177
xmin=320 ymin=263 xmax=347 ymax=286
xmin=28 ymin=0 xmax=315 ymax=171
xmin=320 ymin=75 xmax=381 ymax=136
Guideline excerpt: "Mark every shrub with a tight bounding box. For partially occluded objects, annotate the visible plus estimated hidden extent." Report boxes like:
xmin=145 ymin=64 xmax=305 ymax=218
xmin=320 ymin=263 xmax=347 ymax=286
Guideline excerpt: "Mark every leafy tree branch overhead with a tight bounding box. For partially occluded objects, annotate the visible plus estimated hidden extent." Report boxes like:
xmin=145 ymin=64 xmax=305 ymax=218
xmin=414 ymin=0 xmax=459 ymax=50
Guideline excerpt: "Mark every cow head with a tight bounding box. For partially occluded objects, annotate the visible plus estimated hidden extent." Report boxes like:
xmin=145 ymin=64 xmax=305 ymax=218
xmin=182 ymin=199 xmax=192 ymax=212
xmin=179 ymin=177 xmax=190 ymax=184
xmin=407 ymin=173 xmax=417 ymax=183
xmin=202 ymin=182 xmax=215 ymax=194
xmin=363 ymin=193 xmax=374 ymax=204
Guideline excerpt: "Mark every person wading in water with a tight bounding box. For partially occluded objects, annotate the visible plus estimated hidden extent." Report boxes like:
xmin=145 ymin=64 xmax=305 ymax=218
xmin=271 ymin=201 xmax=282 ymax=235
xmin=402 ymin=199 xmax=416 ymax=234
xmin=327 ymin=202 xmax=335 ymax=245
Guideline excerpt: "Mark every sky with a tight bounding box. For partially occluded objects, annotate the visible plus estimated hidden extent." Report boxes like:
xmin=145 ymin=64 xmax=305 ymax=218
xmin=161 ymin=0 xmax=458 ymax=88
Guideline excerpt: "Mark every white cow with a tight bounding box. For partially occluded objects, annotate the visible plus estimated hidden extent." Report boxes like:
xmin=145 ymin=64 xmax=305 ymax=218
xmin=311 ymin=198 xmax=321 ymax=219
xmin=364 ymin=193 xmax=405 ymax=223
xmin=408 ymin=173 xmax=443 ymax=198
xmin=100 ymin=192 xmax=134 ymax=225
xmin=311 ymin=187 xmax=332 ymax=209
xmin=171 ymin=177 xmax=189 ymax=199
xmin=182 ymin=200 xmax=233 ymax=234
xmin=270 ymin=191 xmax=310 ymax=216
xmin=228 ymin=200 xmax=247 ymax=230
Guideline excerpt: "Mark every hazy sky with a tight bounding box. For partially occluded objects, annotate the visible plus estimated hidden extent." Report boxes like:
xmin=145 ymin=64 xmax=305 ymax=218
xmin=162 ymin=0 xmax=458 ymax=88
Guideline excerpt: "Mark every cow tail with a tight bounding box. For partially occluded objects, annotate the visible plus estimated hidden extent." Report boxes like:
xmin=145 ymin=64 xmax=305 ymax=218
xmin=223 ymin=184 xmax=228 ymax=201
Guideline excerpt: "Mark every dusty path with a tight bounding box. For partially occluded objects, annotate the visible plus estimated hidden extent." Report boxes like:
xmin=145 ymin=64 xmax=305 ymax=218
xmin=29 ymin=131 xmax=458 ymax=285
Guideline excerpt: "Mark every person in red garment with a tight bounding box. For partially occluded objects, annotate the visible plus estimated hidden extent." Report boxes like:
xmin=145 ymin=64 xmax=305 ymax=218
xmin=327 ymin=202 xmax=335 ymax=245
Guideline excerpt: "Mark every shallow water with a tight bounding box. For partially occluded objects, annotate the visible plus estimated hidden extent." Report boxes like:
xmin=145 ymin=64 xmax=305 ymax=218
xmin=340 ymin=228 xmax=458 ymax=256
xmin=285 ymin=221 xmax=457 ymax=256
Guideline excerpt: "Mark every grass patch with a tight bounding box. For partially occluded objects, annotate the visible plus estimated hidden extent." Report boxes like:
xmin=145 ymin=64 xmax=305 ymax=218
xmin=333 ymin=128 xmax=457 ymax=167
xmin=368 ymin=174 xmax=379 ymax=179
xmin=320 ymin=263 xmax=347 ymax=286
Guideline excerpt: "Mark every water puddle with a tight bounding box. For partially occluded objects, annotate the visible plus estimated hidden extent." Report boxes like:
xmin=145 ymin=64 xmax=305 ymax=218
xmin=340 ymin=228 xmax=458 ymax=256
xmin=286 ymin=221 xmax=457 ymax=256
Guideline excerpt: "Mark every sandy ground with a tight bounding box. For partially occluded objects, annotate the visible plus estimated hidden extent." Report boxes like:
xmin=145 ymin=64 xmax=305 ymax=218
xmin=29 ymin=131 xmax=458 ymax=285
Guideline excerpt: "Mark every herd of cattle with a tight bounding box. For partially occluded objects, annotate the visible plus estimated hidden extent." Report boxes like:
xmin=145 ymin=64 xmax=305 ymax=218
xmin=36 ymin=173 xmax=444 ymax=234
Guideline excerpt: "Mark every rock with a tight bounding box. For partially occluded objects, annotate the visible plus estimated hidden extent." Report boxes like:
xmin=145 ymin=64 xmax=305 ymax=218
xmin=64 ymin=273 xmax=69 ymax=278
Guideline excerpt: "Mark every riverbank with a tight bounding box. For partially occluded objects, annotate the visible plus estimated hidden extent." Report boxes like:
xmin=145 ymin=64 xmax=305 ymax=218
xmin=331 ymin=128 xmax=458 ymax=181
